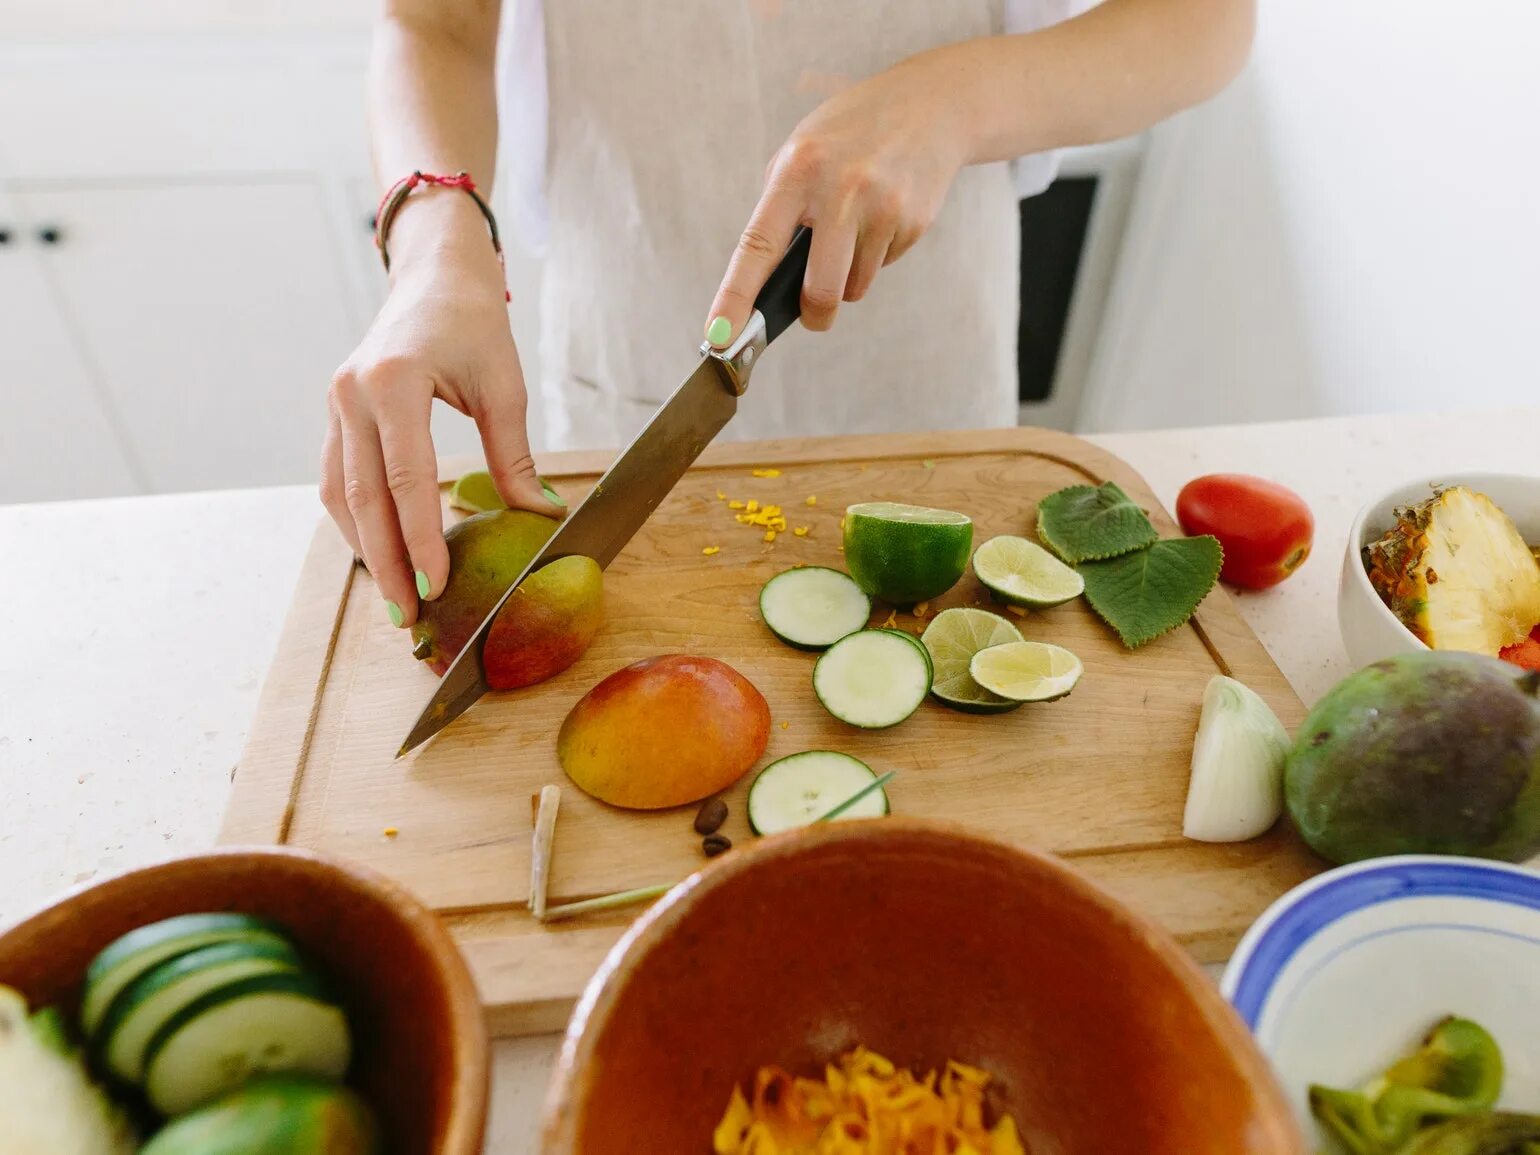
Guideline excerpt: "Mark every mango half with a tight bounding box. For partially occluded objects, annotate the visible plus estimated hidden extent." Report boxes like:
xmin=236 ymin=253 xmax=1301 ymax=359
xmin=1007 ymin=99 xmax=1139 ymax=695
xmin=558 ymin=655 xmax=770 ymax=809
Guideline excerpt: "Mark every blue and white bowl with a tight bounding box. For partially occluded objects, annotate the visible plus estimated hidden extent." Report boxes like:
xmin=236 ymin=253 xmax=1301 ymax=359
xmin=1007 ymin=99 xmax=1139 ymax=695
xmin=1221 ymin=855 xmax=1540 ymax=1131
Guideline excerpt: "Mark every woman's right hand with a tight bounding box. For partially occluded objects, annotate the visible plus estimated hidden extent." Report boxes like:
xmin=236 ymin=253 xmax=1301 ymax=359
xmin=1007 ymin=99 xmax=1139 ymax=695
xmin=320 ymin=200 xmax=563 ymax=629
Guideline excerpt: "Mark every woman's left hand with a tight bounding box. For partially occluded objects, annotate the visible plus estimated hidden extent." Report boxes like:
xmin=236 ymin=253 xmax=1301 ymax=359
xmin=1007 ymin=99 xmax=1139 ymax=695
xmin=704 ymin=48 xmax=976 ymax=345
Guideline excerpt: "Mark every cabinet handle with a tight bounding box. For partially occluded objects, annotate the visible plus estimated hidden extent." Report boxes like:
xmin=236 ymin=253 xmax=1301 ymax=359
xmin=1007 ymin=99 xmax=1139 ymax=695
xmin=0 ymin=228 xmax=11 ymax=246
xmin=36 ymin=226 xmax=63 ymax=246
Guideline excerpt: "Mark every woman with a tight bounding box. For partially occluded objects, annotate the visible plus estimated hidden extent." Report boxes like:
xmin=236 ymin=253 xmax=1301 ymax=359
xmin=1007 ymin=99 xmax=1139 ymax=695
xmin=323 ymin=0 xmax=1254 ymax=628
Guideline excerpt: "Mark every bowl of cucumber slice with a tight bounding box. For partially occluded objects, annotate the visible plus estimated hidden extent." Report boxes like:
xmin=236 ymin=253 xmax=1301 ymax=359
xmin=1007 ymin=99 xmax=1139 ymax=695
xmin=0 ymin=845 xmax=487 ymax=1154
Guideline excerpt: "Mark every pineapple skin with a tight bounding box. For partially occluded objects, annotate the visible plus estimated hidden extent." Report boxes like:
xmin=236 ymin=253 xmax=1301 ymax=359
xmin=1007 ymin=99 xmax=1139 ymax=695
xmin=1363 ymin=487 xmax=1540 ymax=655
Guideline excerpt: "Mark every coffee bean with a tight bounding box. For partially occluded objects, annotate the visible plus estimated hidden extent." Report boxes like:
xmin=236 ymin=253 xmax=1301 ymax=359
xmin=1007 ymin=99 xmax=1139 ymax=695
xmin=694 ymin=797 xmax=728 ymax=835
xmin=702 ymin=833 xmax=732 ymax=857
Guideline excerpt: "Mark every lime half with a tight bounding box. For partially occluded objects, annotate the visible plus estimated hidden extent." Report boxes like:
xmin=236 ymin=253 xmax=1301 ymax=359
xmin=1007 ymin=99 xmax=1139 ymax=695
xmin=973 ymin=535 xmax=1085 ymax=609
xmin=449 ymin=470 xmax=563 ymax=513
xmin=919 ymin=607 xmax=1024 ymax=714
xmin=843 ymin=502 xmax=972 ymax=606
xmin=969 ymin=641 xmax=1083 ymax=703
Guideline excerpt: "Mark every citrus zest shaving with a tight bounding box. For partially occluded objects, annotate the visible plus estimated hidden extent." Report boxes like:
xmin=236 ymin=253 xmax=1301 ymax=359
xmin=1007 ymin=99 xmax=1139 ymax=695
xmin=703 ymin=546 xmax=721 ymax=556
xmin=882 ymin=611 xmax=898 ymax=629
xmin=913 ymin=601 xmax=930 ymax=618
xmin=730 ymin=501 xmax=746 ymax=510
xmin=793 ymin=527 xmax=809 ymax=537
xmin=383 ymin=827 xmax=399 ymax=838
xmin=746 ymin=500 xmax=761 ymax=513
xmin=717 ymin=490 xmax=728 ymax=501
xmin=806 ymin=495 xmax=818 ymax=506
xmin=713 ymin=1047 xmax=1025 ymax=1155
xmin=753 ymin=468 xmax=782 ymax=478
xmin=1005 ymin=605 xmax=1027 ymax=618
xmin=765 ymin=530 xmax=777 ymax=543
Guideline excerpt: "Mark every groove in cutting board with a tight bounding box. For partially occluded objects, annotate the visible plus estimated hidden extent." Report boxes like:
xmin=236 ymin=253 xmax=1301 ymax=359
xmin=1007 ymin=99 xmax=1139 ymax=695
xmin=222 ymin=428 xmax=1320 ymax=1036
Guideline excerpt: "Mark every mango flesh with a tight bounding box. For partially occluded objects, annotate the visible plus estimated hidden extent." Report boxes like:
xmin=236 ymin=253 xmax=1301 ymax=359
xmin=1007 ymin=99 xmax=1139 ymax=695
xmin=1285 ymin=652 xmax=1540 ymax=863
xmin=484 ymin=555 xmax=603 ymax=690
xmin=557 ymin=655 xmax=771 ymax=809
xmin=140 ymin=1075 xmax=378 ymax=1155
xmin=410 ymin=509 xmax=559 ymax=675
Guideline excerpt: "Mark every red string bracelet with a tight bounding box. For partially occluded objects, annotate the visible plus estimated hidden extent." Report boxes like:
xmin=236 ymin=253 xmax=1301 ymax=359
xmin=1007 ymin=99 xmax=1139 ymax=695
xmin=374 ymin=171 xmax=511 ymax=302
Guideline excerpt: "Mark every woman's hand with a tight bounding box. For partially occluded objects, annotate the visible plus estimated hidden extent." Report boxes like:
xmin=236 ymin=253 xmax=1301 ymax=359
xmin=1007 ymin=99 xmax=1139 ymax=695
xmin=704 ymin=48 xmax=978 ymax=345
xmin=321 ymin=205 xmax=562 ymax=629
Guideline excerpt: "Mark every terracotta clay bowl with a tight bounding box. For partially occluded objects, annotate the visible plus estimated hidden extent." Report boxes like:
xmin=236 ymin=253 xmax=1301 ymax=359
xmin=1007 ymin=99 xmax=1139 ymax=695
xmin=0 ymin=845 xmax=488 ymax=1155
xmin=543 ymin=819 xmax=1304 ymax=1154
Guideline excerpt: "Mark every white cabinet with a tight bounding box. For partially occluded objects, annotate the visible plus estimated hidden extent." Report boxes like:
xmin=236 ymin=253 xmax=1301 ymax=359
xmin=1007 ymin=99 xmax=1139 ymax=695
xmin=0 ymin=208 xmax=141 ymax=501
xmin=0 ymin=34 xmax=383 ymax=502
xmin=13 ymin=181 xmax=361 ymax=491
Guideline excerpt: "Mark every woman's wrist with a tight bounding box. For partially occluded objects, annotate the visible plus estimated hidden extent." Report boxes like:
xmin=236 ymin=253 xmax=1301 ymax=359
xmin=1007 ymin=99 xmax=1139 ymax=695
xmin=383 ymin=188 xmax=506 ymax=289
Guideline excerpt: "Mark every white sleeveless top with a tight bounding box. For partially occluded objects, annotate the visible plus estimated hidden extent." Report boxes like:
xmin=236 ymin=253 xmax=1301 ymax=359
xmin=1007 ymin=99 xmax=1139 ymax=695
xmin=497 ymin=0 xmax=1091 ymax=259
xmin=496 ymin=0 xmax=1093 ymax=452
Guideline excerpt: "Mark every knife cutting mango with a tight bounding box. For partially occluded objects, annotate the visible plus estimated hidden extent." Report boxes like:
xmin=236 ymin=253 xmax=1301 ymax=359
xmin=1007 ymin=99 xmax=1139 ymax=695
xmin=397 ymin=227 xmax=814 ymax=756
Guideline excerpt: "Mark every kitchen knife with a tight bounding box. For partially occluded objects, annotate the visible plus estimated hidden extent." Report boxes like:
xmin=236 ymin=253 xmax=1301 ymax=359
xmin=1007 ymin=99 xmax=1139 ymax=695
xmin=397 ymin=227 xmax=814 ymax=757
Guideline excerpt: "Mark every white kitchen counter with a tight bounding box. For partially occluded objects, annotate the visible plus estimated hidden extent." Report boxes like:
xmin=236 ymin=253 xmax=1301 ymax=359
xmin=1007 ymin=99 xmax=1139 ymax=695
xmin=3 ymin=405 xmax=1535 ymax=1152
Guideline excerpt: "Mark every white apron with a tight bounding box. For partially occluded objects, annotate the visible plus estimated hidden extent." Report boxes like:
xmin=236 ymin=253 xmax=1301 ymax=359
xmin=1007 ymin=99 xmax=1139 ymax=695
xmin=537 ymin=0 xmax=1020 ymax=452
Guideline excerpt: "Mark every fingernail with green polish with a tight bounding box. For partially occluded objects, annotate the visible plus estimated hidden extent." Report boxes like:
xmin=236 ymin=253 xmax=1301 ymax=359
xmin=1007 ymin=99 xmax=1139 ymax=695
xmin=706 ymin=315 xmax=733 ymax=346
xmin=386 ymin=600 xmax=405 ymax=628
xmin=415 ymin=571 xmax=431 ymax=599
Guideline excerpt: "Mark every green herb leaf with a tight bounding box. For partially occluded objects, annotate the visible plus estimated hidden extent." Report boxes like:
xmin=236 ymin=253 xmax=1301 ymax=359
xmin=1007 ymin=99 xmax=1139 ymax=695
xmin=1079 ymin=536 xmax=1223 ymax=648
xmin=1036 ymin=482 xmax=1158 ymax=563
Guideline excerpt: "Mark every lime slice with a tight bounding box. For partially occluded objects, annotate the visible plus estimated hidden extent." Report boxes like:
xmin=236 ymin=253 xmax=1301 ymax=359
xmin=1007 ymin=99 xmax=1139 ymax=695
xmin=448 ymin=470 xmax=563 ymax=513
xmin=448 ymin=470 xmax=505 ymax=513
xmin=969 ymin=641 xmax=1083 ymax=703
xmin=973 ymin=535 xmax=1085 ymax=609
xmin=919 ymin=607 xmax=1024 ymax=714
xmin=843 ymin=502 xmax=972 ymax=606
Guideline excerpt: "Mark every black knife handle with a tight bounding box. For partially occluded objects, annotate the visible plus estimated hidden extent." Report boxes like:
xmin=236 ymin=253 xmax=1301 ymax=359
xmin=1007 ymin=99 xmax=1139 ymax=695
xmin=755 ymin=226 xmax=813 ymax=346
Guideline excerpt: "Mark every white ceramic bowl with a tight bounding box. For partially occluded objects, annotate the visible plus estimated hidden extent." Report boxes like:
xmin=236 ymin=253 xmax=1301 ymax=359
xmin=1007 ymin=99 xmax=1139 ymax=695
xmin=1339 ymin=471 xmax=1540 ymax=668
xmin=1221 ymin=855 xmax=1540 ymax=1136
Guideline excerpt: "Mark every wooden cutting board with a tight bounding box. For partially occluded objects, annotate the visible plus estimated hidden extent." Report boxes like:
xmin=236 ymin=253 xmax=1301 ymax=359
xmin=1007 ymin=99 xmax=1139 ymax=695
xmin=222 ymin=428 xmax=1321 ymax=1036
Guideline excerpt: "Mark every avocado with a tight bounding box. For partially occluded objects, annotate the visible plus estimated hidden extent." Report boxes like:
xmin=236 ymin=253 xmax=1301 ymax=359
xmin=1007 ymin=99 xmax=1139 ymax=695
xmin=1285 ymin=652 xmax=1540 ymax=864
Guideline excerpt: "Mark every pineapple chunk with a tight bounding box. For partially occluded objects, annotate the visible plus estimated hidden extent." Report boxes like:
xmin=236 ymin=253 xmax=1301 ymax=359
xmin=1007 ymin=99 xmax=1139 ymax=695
xmin=1364 ymin=486 xmax=1540 ymax=654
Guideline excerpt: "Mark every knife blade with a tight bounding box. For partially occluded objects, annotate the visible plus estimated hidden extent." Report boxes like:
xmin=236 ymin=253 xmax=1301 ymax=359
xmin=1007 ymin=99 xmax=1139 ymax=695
xmin=397 ymin=227 xmax=813 ymax=756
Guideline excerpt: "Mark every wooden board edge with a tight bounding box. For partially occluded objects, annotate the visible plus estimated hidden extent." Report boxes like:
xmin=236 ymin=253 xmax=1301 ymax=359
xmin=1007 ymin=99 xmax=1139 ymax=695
xmin=219 ymin=519 xmax=357 ymax=845
xmin=440 ymin=426 xmax=1124 ymax=487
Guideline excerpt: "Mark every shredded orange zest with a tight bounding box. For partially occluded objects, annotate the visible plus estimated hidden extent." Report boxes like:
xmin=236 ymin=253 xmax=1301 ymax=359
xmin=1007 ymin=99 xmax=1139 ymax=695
xmin=780 ymin=721 xmax=790 ymax=730
xmin=793 ymin=526 xmax=809 ymax=537
xmin=882 ymin=611 xmax=898 ymax=629
xmin=839 ymin=516 xmax=847 ymax=531
xmin=765 ymin=530 xmax=778 ymax=543
xmin=713 ymin=1047 xmax=1025 ymax=1155
xmin=746 ymin=500 xmax=761 ymax=513
xmin=1005 ymin=605 xmax=1027 ymax=618
xmin=806 ymin=495 xmax=818 ymax=506
xmin=913 ymin=602 xmax=930 ymax=618
xmin=383 ymin=827 xmax=399 ymax=838
xmin=703 ymin=546 xmax=721 ymax=556
xmin=752 ymin=468 xmax=782 ymax=478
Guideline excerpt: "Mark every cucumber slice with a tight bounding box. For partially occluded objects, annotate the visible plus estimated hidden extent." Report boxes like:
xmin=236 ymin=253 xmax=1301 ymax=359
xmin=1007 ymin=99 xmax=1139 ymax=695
xmin=97 ymin=938 xmax=302 ymax=1083
xmin=812 ymin=629 xmax=930 ymax=728
xmin=82 ymin=913 xmax=288 ymax=1036
xmin=143 ymin=971 xmax=351 ymax=1118
xmin=747 ymin=751 xmax=888 ymax=835
xmin=876 ymin=628 xmax=933 ymax=682
xmin=759 ymin=566 xmax=872 ymax=650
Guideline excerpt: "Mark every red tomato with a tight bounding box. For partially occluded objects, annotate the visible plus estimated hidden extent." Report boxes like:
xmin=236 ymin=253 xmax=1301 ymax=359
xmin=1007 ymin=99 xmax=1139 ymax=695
xmin=1500 ymin=625 xmax=1540 ymax=671
xmin=1176 ymin=474 xmax=1314 ymax=590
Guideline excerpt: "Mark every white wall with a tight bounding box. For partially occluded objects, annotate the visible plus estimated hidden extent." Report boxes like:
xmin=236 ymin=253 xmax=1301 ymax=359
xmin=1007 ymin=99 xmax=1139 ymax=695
xmin=1081 ymin=0 xmax=1540 ymax=431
